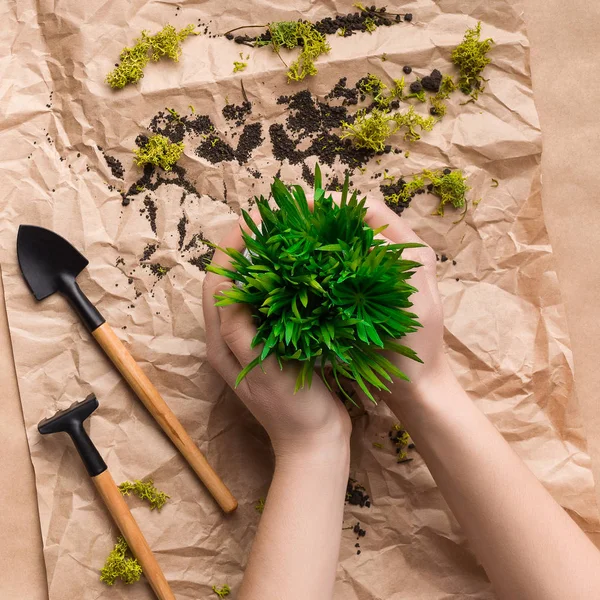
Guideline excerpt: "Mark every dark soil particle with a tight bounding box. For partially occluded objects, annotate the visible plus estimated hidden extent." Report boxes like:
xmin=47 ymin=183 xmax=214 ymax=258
xmin=177 ymin=214 xmax=188 ymax=251
xmin=101 ymin=149 xmax=124 ymax=179
xmin=441 ymin=254 xmax=448 ymax=262
xmin=353 ymin=523 xmax=367 ymax=538
xmin=410 ymin=81 xmax=423 ymax=94
xmin=403 ymin=65 xmax=412 ymax=75
xmin=235 ymin=123 xmax=264 ymax=164
xmin=135 ymin=134 xmax=149 ymax=148
xmin=325 ymin=78 xmax=359 ymax=106
xmin=380 ymin=179 xmax=412 ymax=215
xmin=301 ymin=163 xmax=315 ymax=186
xmin=142 ymin=196 xmax=158 ymax=234
xmin=189 ymin=248 xmax=215 ymax=271
xmin=141 ymin=243 xmax=157 ymax=261
xmin=270 ymin=89 xmax=375 ymax=172
xmin=222 ymin=101 xmax=252 ymax=127
xmin=421 ymin=69 xmax=442 ymax=93
xmin=346 ymin=479 xmax=371 ymax=508
xmin=122 ymin=163 xmax=202 ymax=206
xmin=148 ymin=263 xmax=171 ymax=279
xmin=197 ymin=135 xmax=235 ymax=163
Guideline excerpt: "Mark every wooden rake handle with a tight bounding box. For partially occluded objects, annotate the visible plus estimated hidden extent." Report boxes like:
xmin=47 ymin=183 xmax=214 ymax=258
xmin=92 ymin=322 xmax=237 ymax=513
xmin=93 ymin=470 xmax=175 ymax=600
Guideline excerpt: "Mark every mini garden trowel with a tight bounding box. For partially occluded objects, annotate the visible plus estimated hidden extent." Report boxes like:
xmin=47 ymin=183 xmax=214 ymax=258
xmin=18 ymin=224 xmax=237 ymax=513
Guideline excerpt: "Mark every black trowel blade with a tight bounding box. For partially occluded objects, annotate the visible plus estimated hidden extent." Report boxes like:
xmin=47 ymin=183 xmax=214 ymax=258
xmin=17 ymin=225 xmax=88 ymax=300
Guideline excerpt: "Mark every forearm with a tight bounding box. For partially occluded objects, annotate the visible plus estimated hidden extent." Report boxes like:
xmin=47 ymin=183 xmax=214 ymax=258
xmin=388 ymin=366 xmax=600 ymax=600
xmin=239 ymin=442 xmax=350 ymax=600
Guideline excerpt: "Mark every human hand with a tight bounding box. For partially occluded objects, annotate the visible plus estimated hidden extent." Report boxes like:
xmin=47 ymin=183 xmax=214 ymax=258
xmin=203 ymin=215 xmax=351 ymax=464
xmin=359 ymin=198 xmax=456 ymax=409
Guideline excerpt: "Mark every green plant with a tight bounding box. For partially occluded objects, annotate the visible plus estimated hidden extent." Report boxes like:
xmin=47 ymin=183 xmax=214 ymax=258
xmin=100 ymin=537 xmax=143 ymax=585
xmin=212 ymin=585 xmax=232 ymax=598
xmin=393 ymin=107 xmax=436 ymax=142
xmin=451 ymin=22 xmax=494 ymax=99
xmin=133 ymin=134 xmax=184 ymax=170
xmin=285 ymin=22 xmax=331 ymax=82
xmin=255 ymin=497 xmax=266 ymax=513
xmin=118 ymin=479 xmax=170 ymax=510
xmin=341 ymin=108 xmax=394 ymax=152
xmin=341 ymin=104 xmax=436 ymax=151
xmin=233 ymin=61 xmax=248 ymax=72
xmin=424 ymin=169 xmax=470 ymax=215
xmin=384 ymin=169 xmax=470 ymax=216
xmin=208 ymin=166 xmax=423 ymax=403
xmin=106 ymin=24 xmax=197 ymax=89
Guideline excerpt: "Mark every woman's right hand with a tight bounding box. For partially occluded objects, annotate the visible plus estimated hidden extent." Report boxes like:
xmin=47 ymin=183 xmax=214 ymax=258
xmin=361 ymin=199 xmax=455 ymax=409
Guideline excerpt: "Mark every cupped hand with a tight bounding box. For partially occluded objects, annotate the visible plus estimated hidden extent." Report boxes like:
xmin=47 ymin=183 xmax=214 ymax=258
xmin=359 ymin=198 xmax=454 ymax=407
xmin=203 ymin=214 xmax=351 ymax=463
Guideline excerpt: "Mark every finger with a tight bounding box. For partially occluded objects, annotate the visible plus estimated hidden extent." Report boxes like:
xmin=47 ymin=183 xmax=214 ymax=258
xmin=209 ymin=208 xmax=261 ymax=272
xmin=202 ymin=279 xmax=244 ymax=389
xmin=216 ymin=284 xmax=261 ymax=366
xmin=204 ymin=208 xmax=261 ymax=320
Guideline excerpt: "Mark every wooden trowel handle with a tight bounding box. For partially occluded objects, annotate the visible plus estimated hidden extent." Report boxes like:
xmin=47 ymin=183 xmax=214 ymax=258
xmin=93 ymin=470 xmax=175 ymax=600
xmin=92 ymin=322 xmax=238 ymax=513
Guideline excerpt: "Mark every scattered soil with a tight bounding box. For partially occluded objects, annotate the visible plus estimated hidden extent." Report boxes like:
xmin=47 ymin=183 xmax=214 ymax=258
xmin=222 ymin=101 xmax=252 ymax=126
xmin=379 ymin=179 xmax=412 ymax=215
xmin=346 ymin=479 xmax=371 ymax=508
xmin=345 ymin=479 xmax=371 ymax=555
xmin=142 ymin=196 xmax=158 ymax=234
xmin=231 ymin=6 xmax=413 ymax=46
xmin=141 ymin=243 xmax=157 ymax=261
xmin=177 ymin=214 xmax=188 ymax=251
xmin=189 ymin=248 xmax=215 ymax=271
xmin=99 ymin=146 xmax=124 ymax=179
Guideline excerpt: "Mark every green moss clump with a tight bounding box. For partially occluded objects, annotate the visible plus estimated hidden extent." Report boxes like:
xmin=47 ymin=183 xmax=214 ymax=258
xmin=100 ymin=537 xmax=143 ymax=585
xmin=437 ymin=75 xmax=458 ymax=100
xmin=364 ymin=17 xmax=377 ymax=33
xmin=341 ymin=104 xmax=437 ymax=151
xmin=386 ymin=169 xmax=470 ymax=215
xmin=269 ymin=21 xmax=300 ymax=50
xmin=357 ymin=74 xmax=389 ymax=108
xmin=233 ymin=61 xmax=248 ymax=72
xmin=341 ymin=108 xmax=394 ymax=152
xmin=133 ymin=134 xmax=184 ymax=171
xmin=286 ymin=22 xmax=330 ymax=82
xmin=429 ymin=95 xmax=447 ymax=117
xmin=423 ymin=169 xmax=470 ymax=215
xmin=451 ymin=22 xmax=494 ymax=99
xmin=429 ymin=75 xmax=458 ymax=116
xmin=212 ymin=585 xmax=231 ymax=598
xmin=106 ymin=24 xmax=197 ymax=89
xmin=118 ymin=479 xmax=170 ymax=510
xmin=392 ymin=107 xmax=436 ymax=142
xmin=265 ymin=21 xmax=330 ymax=81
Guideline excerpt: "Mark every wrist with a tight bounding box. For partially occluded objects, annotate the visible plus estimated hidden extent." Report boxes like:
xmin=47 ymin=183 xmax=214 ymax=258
xmin=274 ymin=428 xmax=351 ymax=472
xmin=384 ymin=359 xmax=462 ymax=418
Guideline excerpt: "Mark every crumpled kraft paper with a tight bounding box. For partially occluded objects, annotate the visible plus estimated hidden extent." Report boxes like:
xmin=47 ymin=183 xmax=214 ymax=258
xmin=0 ymin=0 xmax=598 ymax=598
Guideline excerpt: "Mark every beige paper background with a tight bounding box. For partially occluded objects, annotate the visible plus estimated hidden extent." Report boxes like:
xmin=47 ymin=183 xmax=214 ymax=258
xmin=1 ymin=0 xmax=600 ymax=598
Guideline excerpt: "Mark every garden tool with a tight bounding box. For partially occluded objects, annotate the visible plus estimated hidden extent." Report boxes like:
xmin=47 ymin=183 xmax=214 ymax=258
xmin=38 ymin=394 xmax=175 ymax=600
xmin=18 ymin=224 xmax=237 ymax=513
